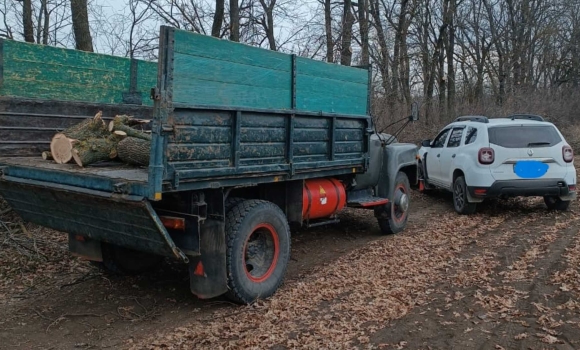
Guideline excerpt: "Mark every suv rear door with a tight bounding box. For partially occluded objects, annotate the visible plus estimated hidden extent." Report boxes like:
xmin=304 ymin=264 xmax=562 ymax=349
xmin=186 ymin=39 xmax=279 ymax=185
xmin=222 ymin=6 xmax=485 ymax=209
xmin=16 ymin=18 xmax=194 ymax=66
xmin=487 ymin=123 xmax=567 ymax=181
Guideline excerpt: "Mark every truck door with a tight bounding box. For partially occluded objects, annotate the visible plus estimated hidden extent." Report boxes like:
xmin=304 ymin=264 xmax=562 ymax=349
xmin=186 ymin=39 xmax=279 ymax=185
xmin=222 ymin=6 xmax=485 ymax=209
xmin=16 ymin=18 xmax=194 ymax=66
xmin=426 ymin=128 xmax=451 ymax=185
xmin=439 ymin=127 xmax=465 ymax=187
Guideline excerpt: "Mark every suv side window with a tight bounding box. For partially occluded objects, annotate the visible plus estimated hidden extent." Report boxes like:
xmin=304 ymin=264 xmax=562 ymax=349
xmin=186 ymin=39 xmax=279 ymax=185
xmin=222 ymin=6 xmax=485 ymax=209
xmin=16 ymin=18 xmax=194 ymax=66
xmin=465 ymin=127 xmax=477 ymax=145
xmin=447 ymin=128 xmax=464 ymax=148
xmin=432 ymin=129 xmax=451 ymax=148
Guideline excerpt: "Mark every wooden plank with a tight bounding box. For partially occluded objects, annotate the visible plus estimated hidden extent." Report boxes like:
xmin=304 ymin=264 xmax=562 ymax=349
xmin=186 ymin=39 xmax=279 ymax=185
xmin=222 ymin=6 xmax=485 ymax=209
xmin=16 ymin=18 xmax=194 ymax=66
xmin=0 ymin=128 xmax=55 ymax=142
xmin=293 ymin=129 xmax=328 ymax=142
xmin=336 ymin=129 xmax=363 ymax=141
xmin=166 ymin=144 xmax=231 ymax=162
xmin=239 ymin=114 xmax=285 ymax=128
xmin=171 ymin=126 xmax=232 ymax=143
xmin=335 ymin=141 xmax=363 ymax=153
xmin=240 ymin=128 xmax=285 ymax=142
xmin=293 ymin=142 xmax=327 ymax=156
xmin=137 ymin=61 xmax=157 ymax=107
xmin=295 ymin=57 xmax=368 ymax=85
xmin=294 ymin=117 xmax=329 ymax=129
xmin=173 ymin=79 xmax=291 ymax=110
xmin=170 ymin=110 xmax=233 ymax=126
xmin=239 ymin=157 xmax=286 ymax=166
xmin=170 ymin=159 xmax=231 ymax=170
xmin=239 ymin=143 xmax=285 ymax=158
xmin=173 ymin=53 xmax=291 ymax=90
xmin=172 ymin=29 xmax=291 ymax=72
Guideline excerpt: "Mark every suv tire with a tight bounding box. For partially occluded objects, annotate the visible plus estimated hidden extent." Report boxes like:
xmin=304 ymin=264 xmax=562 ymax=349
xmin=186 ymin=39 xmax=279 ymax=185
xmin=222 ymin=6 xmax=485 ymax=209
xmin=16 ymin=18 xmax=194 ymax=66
xmin=544 ymin=196 xmax=570 ymax=211
xmin=453 ymin=176 xmax=477 ymax=215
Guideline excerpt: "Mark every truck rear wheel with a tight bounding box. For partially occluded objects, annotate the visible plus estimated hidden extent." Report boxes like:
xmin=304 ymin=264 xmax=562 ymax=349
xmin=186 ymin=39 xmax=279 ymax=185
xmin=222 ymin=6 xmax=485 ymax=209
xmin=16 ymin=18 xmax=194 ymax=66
xmin=91 ymin=243 xmax=163 ymax=275
xmin=376 ymin=171 xmax=410 ymax=235
xmin=225 ymin=200 xmax=291 ymax=304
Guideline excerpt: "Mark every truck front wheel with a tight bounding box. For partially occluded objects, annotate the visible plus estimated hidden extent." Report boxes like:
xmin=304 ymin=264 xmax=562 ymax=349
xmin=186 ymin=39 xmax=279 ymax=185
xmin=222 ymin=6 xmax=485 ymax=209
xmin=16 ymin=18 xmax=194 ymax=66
xmin=376 ymin=171 xmax=410 ymax=235
xmin=225 ymin=200 xmax=291 ymax=304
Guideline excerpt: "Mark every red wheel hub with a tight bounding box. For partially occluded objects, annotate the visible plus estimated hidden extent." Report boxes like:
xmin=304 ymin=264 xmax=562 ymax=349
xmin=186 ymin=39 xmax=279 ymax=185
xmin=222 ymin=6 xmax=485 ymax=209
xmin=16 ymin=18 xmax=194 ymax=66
xmin=242 ymin=223 xmax=280 ymax=283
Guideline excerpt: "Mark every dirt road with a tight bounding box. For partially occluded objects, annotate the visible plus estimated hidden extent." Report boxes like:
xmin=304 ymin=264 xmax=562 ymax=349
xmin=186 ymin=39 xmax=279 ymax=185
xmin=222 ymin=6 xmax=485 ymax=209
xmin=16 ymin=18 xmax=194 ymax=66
xmin=1 ymin=181 xmax=580 ymax=349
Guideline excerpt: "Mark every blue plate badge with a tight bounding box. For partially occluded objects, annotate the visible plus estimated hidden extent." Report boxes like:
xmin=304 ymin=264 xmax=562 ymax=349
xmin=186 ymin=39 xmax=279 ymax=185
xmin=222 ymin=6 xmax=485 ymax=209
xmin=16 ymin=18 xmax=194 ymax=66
xmin=513 ymin=160 xmax=548 ymax=178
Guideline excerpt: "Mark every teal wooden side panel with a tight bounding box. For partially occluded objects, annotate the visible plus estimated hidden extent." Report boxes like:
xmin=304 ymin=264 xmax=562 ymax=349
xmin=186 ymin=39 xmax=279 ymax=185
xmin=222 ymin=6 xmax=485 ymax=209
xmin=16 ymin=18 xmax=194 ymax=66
xmin=137 ymin=60 xmax=158 ymax=106
xmin=295 ymin=57 xmax=368 ymax=115
xmin=171 ymin=29 xmax=292 ymax=109
xmin=0 ymin=40 xmax=155 ymax=106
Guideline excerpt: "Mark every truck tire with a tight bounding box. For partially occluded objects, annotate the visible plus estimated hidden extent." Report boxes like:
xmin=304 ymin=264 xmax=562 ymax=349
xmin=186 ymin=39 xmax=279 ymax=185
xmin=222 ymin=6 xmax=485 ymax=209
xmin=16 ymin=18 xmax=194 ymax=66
xmin=453 ymin=176 xmax=477 ymax=215
xmin=544 ymin=196 xmax=570 ymax=211
xmin=225 ymin=200 xmax=291 ymax=304
xmin=91 ymin=243 xmax=163 ymax=275
xmin=377 ymin=171 xmax=410 ymax=235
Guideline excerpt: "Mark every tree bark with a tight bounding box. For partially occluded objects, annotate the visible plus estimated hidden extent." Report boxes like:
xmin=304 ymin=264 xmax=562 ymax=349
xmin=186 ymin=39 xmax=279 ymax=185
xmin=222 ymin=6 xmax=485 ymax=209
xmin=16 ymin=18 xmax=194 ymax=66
xmin=229 ymin=0 xmax=240 ymax=42
xmin=340 ymin=0 xmax=354 ymax=66
xmin=117 ymin=137 xmax=151 ymax=166
xmin=324 ymin=0 xmax=334 ymax=62
xmin=212 ymin=0 xmax=225 ymax=37
xmin=22 ymin=0 xmax=34 ymax=43
xmin=358 ymin=0 xmax=369 ymax=66
xmin=50 ymin=112 xmax=108 ymax=164
xmin=108 ymin=115 xmax=152 ymax=141
xmin=72 ymin=132 xmax=127 ymax=167
xmin=259 ymin=0 xmax=277 ymax=50
xmin=71 ymin=0 xmax=94 ymax=52
xmin=445 ymin=0 xmax=456 ymax=119
xmin=370 ymin=0 xmax=390 ymax=94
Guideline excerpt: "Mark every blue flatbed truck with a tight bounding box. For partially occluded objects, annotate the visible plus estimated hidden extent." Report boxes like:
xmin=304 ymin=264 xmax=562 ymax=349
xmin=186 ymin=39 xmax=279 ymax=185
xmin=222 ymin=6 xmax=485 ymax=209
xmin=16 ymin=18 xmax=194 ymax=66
xmin=0 ymin=26 xmax=419 ymax=303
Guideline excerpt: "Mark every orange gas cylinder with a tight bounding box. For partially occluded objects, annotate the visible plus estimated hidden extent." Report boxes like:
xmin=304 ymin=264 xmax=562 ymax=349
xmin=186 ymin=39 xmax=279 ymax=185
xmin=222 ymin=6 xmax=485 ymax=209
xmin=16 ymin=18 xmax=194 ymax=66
xmin=302 ymin=178 xmax=346 ymax=220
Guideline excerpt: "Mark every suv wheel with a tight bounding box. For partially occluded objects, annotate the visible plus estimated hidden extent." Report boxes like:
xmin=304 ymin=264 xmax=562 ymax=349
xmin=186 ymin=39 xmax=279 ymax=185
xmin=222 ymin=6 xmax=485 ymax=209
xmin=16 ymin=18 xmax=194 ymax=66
xmin=544 ymin=196 xmax=570 ymax=211
xmin=453 ymin=176 xmax=477 ymax=215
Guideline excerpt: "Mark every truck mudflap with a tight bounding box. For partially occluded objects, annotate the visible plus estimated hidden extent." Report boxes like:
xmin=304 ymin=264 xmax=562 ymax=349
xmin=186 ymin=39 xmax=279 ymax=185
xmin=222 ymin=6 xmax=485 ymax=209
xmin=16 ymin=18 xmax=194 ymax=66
xmin=0 ymin=176 xmax=188 ymax=262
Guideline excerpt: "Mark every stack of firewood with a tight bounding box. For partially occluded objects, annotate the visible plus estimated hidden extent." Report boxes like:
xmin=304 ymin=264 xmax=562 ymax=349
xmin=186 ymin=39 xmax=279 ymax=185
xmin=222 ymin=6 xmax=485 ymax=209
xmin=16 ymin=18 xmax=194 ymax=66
xmin=44 ymin=112 xmax=151 ymax=167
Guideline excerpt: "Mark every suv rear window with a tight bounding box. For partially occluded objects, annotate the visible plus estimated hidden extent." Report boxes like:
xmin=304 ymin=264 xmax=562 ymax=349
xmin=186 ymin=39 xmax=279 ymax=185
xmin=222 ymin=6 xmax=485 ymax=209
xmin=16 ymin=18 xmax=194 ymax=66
xmin=488 ymin=125 xmax=562 ymax=148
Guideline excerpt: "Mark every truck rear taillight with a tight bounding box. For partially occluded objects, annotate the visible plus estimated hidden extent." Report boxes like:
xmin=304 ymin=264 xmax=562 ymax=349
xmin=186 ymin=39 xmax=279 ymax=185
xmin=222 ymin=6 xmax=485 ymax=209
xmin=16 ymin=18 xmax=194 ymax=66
xmin=563 ymin=145 xmax=574 ymax=163
xmin=160 ymin=216 xmax=185 ymax=231
xmin=478 ymin=147 xmax=494 ymax=164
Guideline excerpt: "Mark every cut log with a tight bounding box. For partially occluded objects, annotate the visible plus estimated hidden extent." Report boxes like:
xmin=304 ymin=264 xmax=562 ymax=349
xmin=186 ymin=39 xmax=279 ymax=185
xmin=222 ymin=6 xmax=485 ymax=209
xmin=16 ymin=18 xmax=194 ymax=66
xmin=50 ymin=111 xmax=109 ymax=164
xmin=109 ymin=131 xmax=128 ymax=159
xmin=72 ymin=132 xmax=127 ymax=167
xmin=42 ymin=151 xmax=53 ymax=161
xmin=50 ymin=134 xmax=79 ymax=164
xmin=117 ymin=137 xmax=150 ymax=166
xmin=108 ymin=115 xmax=152 ymax=142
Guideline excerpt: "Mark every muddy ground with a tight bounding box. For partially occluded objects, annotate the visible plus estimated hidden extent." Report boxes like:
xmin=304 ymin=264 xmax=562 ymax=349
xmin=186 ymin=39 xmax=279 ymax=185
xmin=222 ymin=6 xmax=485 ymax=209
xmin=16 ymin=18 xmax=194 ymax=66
xmin=1 ymin=169 xmax=580 ymax=349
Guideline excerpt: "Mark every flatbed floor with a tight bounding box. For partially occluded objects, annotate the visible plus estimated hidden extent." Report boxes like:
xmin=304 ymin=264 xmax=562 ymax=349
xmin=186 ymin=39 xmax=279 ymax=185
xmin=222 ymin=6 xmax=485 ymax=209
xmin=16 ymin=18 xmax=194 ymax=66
xmin=0 ymin=157 xmax=148 ymax=184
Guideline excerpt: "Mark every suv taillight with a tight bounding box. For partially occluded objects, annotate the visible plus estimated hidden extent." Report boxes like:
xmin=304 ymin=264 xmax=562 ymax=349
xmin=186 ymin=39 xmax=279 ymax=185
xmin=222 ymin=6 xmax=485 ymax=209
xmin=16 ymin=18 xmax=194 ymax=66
xmin=563 ymin=145 xmax=574 ymax=163
xmin=478 ymin=147 xmax=495 ymax=164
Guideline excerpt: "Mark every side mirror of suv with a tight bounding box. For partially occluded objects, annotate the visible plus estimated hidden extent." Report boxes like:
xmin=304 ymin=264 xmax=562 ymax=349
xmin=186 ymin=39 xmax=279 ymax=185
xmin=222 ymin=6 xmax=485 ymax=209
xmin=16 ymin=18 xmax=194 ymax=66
xmin=421 ymin=139 xmax=431 ymax=147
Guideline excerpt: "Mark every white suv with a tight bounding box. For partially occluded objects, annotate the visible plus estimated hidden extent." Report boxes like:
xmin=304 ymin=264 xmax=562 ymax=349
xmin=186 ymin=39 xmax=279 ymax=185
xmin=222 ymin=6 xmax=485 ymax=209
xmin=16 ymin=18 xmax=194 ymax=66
xmin=418 ymin=114 xmax=577 ymax=214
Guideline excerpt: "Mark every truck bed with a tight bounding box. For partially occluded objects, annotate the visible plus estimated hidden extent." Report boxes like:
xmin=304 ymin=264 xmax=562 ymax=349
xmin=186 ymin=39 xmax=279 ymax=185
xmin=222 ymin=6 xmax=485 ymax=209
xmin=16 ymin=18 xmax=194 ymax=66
xmin=0 ymin=157 xmax=149 ymax=197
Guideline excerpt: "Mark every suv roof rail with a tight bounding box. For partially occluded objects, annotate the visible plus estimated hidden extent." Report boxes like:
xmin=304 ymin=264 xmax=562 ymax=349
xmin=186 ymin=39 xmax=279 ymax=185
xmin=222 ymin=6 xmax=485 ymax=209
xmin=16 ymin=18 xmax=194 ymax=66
xmin=454 ymin=116 xmax=489 ymax=123
xmin=508 ymin=113 xmax=544 ymax=122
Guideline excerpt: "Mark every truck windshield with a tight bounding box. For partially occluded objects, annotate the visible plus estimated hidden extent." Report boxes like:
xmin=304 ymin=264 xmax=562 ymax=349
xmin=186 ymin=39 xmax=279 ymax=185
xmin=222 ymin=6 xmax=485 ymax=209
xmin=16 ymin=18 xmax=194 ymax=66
xmin=488 ymin=125 xmax=562 ymax=148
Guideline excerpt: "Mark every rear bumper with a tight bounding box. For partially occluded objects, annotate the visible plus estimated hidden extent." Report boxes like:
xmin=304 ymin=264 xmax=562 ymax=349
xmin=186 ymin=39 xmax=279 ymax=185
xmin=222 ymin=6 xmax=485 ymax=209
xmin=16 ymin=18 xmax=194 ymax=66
xmin=468 ymin=179 xmax=576 ymax=199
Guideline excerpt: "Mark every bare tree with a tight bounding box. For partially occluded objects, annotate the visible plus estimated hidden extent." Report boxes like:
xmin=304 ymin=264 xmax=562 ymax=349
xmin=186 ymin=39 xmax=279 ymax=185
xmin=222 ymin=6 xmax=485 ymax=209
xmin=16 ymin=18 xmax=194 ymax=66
xmin=21 ymin=0 xmax=34 ymax=42
xmin=70 ymin=0 xmax=93 ymax=51
xmin=230 ymin=0 xmax=240 ymax=41
xmin=212 ymin=0 xmax=225 ymax=37
xmin=340 ymin=0 xmax=354 ymax=65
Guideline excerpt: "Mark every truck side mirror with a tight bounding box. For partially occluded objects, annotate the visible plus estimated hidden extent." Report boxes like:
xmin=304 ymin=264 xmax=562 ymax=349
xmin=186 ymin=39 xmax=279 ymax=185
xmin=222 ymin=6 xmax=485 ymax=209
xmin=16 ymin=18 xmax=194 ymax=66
xmin=421 ymin=139 xmax=431 ymax=147
xmin=410 ymin=101 xmax=419 ymax=122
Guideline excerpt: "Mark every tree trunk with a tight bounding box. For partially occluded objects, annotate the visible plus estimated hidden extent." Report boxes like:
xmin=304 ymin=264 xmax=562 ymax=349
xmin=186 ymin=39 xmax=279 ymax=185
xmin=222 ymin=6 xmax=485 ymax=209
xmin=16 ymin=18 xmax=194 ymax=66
xmin=72 ymin=132 xmax=127 ymax=168
xmin=212 ymin=0 xmax=225 ymax=37
xmin=324 ymin=0 xmax=334 ymax=62
xmin=340 ymin=0 xmax=354 ymax=66
xmin=445 ymin=0 xmax=456 ymax=119
xmin=42 ymin=0 xmax=49 ymax=45
xmin=71 ymin=0 xmax=94 ymax=52
xmin=358 ymin=0 xmax=369 ymax=66
xmin=108 ymin=115 xmax=152 ymax=141
xmin=229 ymin=0 xmax=240 ymax=42
xmin=50 ymin=112 xmax=108 ymax=164
xmin=23 ymin=0 xmax=34 ymax=43
xmin=370 ymin=0 xmax=390 ymax=95
xmin=259 ymin=0 xmax=277 ymax=50
xmin=117 ymin=137 xmax=151 ymax=166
